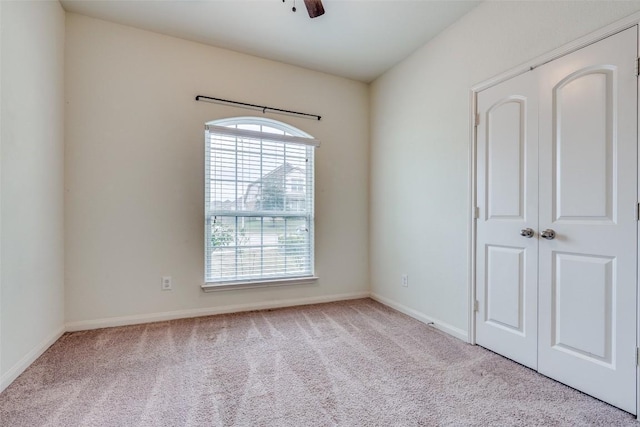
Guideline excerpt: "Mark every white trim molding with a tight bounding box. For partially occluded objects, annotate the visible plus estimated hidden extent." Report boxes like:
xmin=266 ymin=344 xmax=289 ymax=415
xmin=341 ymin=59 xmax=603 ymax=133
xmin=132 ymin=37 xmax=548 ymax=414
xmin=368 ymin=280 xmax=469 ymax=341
xmin=202 ymin=276 xmax=318 ymax=292
xmin=636 ymin=16 xmax=640 ymax=422
xmin=0 ymin=326 xmax=65 ymax=393
xmin=65 ymin=291 xmax=369 ymax=331
xmin=467 ymin=88 xmax=478 ymax=346
xmin=370 ymin=293 xmax=469 ymax=342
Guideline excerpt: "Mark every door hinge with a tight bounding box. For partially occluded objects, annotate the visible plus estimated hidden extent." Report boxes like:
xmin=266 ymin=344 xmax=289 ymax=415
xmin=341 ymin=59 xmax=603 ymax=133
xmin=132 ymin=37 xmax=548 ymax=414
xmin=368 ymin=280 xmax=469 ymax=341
xmin=475 ymin=113 xmax=480 ymax=127
xmin=637 ymin=57 xmax=640 ymax=77
xmin=636 ymin=202 xmax=640 ymax=221
xmin=473 ymin=206 xmax=480 ymax=219
xmin=474 ymin=300 xmax=479 ymax=313
xmin=636 ymin=347 xmax=640 ymax=366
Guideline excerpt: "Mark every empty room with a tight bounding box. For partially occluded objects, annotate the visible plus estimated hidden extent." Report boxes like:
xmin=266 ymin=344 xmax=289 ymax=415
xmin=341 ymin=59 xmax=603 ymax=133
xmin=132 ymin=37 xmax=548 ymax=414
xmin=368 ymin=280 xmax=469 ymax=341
xmin=2 ymin=0 xmax=640 ymax=425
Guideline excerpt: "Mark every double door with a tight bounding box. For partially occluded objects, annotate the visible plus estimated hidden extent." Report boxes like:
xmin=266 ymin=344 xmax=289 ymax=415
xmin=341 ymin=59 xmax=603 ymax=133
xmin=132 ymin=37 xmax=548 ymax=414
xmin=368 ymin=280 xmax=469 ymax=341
xmin=476 ymin=27 xmax=638 ymax=414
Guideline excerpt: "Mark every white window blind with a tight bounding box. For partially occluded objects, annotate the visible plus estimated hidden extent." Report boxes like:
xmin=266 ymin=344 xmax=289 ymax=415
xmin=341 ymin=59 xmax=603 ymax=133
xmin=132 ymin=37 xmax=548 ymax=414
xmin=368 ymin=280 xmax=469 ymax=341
xmin=204 ymin=118 xmax=318 ymax=286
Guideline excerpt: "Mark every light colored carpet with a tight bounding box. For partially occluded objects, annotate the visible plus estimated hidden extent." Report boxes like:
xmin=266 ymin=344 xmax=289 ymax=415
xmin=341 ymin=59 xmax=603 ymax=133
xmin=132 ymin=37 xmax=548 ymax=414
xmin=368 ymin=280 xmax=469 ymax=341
xmin=0 ymin=298 xmax=637 ymax=426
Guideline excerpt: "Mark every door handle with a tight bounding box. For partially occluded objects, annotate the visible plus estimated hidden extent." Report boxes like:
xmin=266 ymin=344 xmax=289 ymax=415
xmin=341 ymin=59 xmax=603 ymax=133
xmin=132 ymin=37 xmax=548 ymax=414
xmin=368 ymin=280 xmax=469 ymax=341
xmin=541 ymin=229 xmax=556 ymax=240
xmin=520 ymin=228 xmax=534 ymax=238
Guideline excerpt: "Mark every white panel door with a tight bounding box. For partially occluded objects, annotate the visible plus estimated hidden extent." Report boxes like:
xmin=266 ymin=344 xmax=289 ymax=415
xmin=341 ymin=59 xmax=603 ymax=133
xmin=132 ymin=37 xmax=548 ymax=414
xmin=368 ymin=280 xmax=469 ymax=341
xmin=476 ymin=70 xmax=539 ymax=370
xmin=538 ymin=27 xmax=638 ymax=414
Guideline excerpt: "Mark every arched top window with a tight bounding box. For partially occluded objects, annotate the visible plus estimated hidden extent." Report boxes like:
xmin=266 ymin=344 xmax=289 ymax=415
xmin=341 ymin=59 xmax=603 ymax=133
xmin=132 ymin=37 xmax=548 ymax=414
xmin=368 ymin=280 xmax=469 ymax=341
xmin=207 ymin=116 xmax=314 ymax=139
xmin=203 ymin=117 xmax=318 ymax=289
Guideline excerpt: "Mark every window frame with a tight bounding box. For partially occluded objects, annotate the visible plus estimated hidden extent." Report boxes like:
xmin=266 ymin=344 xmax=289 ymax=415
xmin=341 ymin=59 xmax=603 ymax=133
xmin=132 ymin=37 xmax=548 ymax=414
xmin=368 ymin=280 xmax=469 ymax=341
xmin=202 ymin=117 xmax=318 ymax=291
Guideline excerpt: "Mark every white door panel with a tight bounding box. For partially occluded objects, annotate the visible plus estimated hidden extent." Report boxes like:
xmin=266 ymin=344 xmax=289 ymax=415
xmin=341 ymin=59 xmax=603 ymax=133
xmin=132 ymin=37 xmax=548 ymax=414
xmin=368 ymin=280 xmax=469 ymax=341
xmin=552 ymin=252 xmax=614 ymax=363
xmin=476 ymin=70 xmax=539 ymax=370
xmin=553 ymin=69 xmax=613 ymax=221
xmin=486 ymin=99 xmax=527 ymax=219
xmin=486 ymin=245 xmax=524 ymax=332
xmin=538 ymin=27 xmax=637 ymax=414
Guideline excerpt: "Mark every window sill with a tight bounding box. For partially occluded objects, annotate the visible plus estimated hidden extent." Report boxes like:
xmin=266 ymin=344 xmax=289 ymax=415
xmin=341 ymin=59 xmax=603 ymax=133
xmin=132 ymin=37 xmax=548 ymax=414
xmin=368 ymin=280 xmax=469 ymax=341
xmin=201 ymin=276 xmax=318 ymax=292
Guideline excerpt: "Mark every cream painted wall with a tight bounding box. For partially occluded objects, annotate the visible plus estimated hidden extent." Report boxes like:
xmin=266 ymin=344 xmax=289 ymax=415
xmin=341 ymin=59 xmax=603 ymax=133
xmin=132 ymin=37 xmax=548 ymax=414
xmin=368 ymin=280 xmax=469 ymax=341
xmin=64 ymin=14 xmax=369 ymax=325
xmin=0 ymin=1 xmax=65 ymax=386
xmin=370 ymin=1 xmax=640 ymax=335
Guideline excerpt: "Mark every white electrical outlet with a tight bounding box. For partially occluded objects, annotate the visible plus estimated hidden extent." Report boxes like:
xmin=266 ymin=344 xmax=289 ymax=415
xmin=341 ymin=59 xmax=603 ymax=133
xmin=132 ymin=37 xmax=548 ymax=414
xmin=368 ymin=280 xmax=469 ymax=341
xmin=161 ymin=276 xmax=172 ymax=291
xmin=401 ymin=274 xmax=408 ymax=287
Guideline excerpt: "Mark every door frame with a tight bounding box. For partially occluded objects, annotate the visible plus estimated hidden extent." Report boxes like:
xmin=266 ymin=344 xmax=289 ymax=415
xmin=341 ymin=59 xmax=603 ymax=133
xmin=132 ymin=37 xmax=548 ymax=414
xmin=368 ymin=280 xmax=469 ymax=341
xmin=467 ymin=11 xmax=640 ymax=418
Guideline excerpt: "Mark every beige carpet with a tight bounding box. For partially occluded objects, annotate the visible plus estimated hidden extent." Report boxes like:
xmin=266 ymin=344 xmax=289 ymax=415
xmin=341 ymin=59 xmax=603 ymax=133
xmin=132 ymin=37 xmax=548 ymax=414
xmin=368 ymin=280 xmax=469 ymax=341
xmin=0 ymin=298 xmax=637 ymax=426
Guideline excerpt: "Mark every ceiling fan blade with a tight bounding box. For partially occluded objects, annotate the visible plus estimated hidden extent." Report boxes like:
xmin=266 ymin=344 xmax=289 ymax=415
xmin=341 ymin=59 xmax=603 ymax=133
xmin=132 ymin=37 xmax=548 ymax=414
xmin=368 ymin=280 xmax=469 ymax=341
xmin=304 ymin=0 xmax=325 ymax=18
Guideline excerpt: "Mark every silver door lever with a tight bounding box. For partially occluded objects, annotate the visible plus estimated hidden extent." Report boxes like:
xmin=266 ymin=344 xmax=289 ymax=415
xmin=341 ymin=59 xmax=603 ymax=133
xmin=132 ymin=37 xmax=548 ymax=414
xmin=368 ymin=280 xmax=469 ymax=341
xmin=541 ymin=229 xmax=556 ymax=240
xmin=520 ymin=228 xmax=534 ymax=238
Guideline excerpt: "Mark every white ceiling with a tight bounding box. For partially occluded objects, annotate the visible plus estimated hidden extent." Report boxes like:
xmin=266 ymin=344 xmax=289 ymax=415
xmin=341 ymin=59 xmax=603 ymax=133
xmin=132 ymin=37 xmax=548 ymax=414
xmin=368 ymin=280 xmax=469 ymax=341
xmin=60 ymin=0 xmax=480 ymax=82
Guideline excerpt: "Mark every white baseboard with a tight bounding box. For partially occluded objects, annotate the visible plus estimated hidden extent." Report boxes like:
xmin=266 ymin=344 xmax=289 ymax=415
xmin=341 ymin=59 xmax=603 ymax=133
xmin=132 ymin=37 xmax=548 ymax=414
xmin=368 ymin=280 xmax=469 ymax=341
xmin=370 ymin=293 xmax=469 ymax=342
xmin=65 ymin=291 xmax=371 ymax=332
xmin=1 ymin=326 xmax=65 ymax=393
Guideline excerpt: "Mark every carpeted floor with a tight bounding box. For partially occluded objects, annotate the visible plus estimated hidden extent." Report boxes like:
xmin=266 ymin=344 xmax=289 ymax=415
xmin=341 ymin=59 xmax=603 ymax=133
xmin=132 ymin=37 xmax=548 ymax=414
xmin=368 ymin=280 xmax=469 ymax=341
xmin=0 ymin=298 xmax=637 ymax=426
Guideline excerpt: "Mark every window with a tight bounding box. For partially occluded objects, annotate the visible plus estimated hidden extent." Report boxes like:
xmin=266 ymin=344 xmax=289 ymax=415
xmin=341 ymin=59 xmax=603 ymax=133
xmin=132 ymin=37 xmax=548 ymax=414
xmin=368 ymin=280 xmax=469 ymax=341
xmin=204 ymin=117 xmax=318 ymax=288
xmin=289 ymin=178 xmax=304 ymax=192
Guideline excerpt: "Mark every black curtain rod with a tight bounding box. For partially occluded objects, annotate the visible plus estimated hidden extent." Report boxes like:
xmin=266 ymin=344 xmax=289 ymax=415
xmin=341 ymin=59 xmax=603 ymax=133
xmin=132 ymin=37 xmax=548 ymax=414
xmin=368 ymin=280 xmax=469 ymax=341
xmin=195 ymin=95 xmax=321 ymax=121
